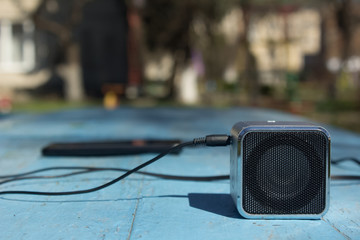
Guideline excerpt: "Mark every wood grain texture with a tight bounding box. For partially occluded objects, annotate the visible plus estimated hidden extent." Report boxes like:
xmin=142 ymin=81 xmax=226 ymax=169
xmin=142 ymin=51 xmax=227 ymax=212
xmin=0 ymin=107 xmax=359 ymax=239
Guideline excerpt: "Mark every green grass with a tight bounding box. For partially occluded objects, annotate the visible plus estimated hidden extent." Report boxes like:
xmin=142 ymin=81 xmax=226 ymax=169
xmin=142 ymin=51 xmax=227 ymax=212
xmin=10 ymin=94 xmax=360 ymax=134
xmin=12 ymin=99 xmax=101 ymax=113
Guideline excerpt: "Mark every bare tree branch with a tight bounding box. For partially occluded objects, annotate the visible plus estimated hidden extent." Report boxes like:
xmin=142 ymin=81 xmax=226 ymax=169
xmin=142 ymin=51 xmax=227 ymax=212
xmin=26 ymin=0 xmax=94 ymax=46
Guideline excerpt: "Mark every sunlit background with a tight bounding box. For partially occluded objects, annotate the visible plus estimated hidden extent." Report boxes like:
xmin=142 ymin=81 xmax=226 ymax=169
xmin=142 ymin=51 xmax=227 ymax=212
xmin=0 ymin=0 xmax=359 ymax=131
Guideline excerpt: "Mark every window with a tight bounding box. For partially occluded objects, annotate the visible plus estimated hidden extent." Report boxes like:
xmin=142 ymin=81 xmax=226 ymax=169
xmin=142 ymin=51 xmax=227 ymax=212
xmin=0 ymin=20 xmax=35 ymax=73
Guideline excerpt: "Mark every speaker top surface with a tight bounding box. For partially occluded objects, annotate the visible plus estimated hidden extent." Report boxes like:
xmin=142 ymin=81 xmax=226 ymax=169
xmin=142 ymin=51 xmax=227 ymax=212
xmin=231 ymin=121 xmax=331 ymax=141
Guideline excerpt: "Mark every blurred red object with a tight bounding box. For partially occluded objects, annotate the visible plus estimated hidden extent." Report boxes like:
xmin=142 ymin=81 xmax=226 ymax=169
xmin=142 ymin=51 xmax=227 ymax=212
xmin=0 ymin=96 xmax=12 ymax=113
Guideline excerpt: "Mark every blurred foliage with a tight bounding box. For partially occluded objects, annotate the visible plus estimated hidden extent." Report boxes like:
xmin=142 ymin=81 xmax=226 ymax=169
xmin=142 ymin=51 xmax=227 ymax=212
xmin=316 ymin=100 xmax=360 ymax=112
xmin=8 ymin=0 xmax=360 ymax=133
xmin=13 ymin=100 xmax=100 ymax=113
xmin=142 ymin=0 xmax=237 ymax=54
xmin=259 ymin=85 xmax=274 ymax=97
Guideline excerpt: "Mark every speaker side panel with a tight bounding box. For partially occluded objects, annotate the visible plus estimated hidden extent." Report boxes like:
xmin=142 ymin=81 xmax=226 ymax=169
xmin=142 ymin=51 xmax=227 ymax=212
xmin=230 ymin=129 xmax=240 ymax=208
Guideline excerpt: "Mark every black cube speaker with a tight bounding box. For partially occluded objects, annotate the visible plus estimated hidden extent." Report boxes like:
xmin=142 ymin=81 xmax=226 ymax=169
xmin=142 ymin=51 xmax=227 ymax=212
xmin=230 ymin=121 xmax=330 ymax=219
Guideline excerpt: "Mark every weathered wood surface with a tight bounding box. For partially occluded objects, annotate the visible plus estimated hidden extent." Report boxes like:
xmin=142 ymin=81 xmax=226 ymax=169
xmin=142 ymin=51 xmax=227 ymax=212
xmin=0 ymin=107 xmax=359 ymax=240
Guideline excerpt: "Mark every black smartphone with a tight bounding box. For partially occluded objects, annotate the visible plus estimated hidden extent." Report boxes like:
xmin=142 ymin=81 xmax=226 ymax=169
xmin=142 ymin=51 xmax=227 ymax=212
xmin=42 ymin=139 xmax=182 ymax=157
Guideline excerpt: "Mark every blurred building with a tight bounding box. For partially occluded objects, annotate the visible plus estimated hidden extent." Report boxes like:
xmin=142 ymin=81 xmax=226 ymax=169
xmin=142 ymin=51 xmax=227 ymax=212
xmin=224 ymin=4 xmax=360 ymax=92
xmin=0 ymin=0 xmax=49 ymax=94
xmin=0 ymin=0 xmax=133 ymax=101
xmin=248 ymin=8 xmax=321 ymax=85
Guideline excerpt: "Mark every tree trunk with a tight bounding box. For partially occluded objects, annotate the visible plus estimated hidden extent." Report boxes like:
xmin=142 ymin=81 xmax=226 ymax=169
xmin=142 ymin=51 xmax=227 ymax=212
xmin=240 ymin=4 xmax=259 ymax=105
xmin=57 ymin=43 xmax=84 ymax=101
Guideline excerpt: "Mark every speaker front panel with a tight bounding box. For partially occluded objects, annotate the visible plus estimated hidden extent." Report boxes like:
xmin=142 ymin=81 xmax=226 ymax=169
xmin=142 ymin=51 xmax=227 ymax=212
xmin=240 ymin=130 xmax=329 ymax=218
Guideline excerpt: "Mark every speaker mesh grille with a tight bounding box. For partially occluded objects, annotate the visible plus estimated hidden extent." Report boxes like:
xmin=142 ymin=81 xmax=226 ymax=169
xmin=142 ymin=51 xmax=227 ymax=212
xmin=242 ymin=131 xmax=328 ymax=215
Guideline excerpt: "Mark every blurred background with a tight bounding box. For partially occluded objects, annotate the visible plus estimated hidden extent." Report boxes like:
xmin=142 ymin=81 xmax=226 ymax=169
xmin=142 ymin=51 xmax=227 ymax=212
xmin=0 ymin=0 xmax=359 ymax=132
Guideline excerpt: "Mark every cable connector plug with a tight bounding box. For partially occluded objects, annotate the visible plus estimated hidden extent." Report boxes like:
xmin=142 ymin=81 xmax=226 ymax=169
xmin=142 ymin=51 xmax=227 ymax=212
xmin=193 ymin=135 xmax=231 ymax=147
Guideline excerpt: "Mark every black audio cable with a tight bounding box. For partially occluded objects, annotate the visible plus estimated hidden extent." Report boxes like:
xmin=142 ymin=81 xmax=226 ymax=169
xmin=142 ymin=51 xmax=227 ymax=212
xmin=0 ymin=135 xmax=231 ymax=196
xmin=1 ymin=156 xmax=359 ymax=182
xmin=2 ymin=162 xmax=359 ymax=188
xmin=0 ymin=168 xmax=230 ymax=186
xmin=0 ymin=168 xmax=229 ymax=186
xmin=331 ymin=157 xmax=360 ymax=165
xmin=0 ymin=135 xmax=359 ymax=196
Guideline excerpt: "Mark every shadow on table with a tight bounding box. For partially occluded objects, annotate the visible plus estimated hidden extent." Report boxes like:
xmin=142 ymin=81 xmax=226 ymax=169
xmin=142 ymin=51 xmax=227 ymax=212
xmin=188 ymin=193 xmax=243 ymax=219
xmin=1 ymin=192 xmax=244 ymax=219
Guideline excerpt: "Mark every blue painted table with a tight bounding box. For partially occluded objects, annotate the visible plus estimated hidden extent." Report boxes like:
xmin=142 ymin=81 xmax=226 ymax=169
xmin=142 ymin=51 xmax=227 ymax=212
xmin=0 ymin=107 xmax=359 ymax=239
